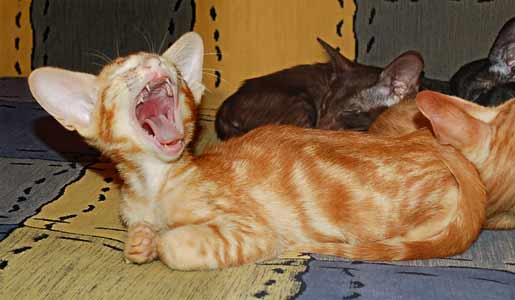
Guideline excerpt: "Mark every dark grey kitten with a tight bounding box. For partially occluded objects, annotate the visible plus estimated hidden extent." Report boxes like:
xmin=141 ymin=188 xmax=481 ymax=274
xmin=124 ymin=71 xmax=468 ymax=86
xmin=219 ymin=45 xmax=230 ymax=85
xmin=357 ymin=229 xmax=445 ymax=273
xmin=215 ymin=39 xmax=424 ymax=140
xmin=450 ymin=17 xmax=515 ymax=106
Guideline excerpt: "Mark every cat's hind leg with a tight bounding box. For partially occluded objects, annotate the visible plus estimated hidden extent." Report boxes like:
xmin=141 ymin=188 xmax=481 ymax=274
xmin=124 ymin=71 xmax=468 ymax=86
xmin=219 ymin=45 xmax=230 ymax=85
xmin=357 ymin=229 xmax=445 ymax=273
xmin=156 ymin=222 xmax=280 ymax=270
xmin=124 ymin=223 xmax=158 ymax=264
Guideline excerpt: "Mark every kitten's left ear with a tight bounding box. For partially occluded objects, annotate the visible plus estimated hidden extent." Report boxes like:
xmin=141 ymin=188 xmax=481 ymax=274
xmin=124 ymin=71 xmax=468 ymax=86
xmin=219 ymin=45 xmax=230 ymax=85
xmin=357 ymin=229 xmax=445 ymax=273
xmin=379 ymin=51 xmax=424 ymax=99
xmin=489 ymin=17 xmax=515 ymax=76
xmin=317 ymin=37 xmax=354 ymax=72
xmin=28 ymin=67 xmax=98 ymax=137
xmin=162 ymin=32 xmax=204 ymax=104
xmin=415 ymin=91 xmax=492 ymax=149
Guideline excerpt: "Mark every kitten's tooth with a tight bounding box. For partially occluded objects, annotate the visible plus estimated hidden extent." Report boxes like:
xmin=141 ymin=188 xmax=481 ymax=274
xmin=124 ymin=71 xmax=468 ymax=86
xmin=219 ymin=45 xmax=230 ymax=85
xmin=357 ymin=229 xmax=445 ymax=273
xmin=165 ymin=83 xmax=174 ymax=97
xmin=145 ymin=85 xmax=151 ymax=93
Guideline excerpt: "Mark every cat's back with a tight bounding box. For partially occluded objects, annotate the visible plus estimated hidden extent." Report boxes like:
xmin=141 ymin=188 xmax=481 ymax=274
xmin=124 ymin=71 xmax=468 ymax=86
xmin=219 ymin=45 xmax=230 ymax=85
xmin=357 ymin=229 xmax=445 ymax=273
xmin=204 ymin=125 xmax=452 ymax=171
xmin=214 ymin=63 xmax=332 ymax=140
xmin=238 ymin=63 xmax=331 ymax=92
xmin=197 ymin=126 xmax=483 ymax=243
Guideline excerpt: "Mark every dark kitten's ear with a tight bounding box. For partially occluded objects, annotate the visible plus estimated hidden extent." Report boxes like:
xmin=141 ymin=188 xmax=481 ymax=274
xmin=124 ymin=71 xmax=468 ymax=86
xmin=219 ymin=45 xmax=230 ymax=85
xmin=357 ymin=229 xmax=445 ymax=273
xmin=379 ymin=51 xmax=424 ymax=99
xmin=317 ymin=38 xmax=353 ymax=72
xmin=489 ymin=17 xmax=515 ymax=75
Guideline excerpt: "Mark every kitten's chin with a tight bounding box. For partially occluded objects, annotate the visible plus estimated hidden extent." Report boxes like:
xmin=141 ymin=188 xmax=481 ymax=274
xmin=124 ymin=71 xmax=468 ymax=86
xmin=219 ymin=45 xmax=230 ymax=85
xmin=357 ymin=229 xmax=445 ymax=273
xmin=152 ymin=139 xmax=185 ymax=162
xmin=133 ymin=75 xmax=186 ymax=161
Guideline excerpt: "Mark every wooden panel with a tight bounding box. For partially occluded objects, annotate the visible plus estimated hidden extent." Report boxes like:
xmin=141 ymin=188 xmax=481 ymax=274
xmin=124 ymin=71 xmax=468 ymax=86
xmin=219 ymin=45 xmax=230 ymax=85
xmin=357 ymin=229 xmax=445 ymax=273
xmin=31 ymin=0 xmax=195 ymax=74
xmin=0 ymin=0 xmax=33 ymax=76
xmin=194 ymin=0 xmax=356 ymax=111
xmin=192 ymin=0 xmax=356 ymax=152
xmin=355 ymin=0 xmax=515 ymax=80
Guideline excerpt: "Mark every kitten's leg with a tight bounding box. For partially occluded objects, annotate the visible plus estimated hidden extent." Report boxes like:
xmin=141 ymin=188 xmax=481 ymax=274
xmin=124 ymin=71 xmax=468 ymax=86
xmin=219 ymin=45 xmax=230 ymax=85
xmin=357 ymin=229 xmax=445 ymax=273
xmin=484 ymin=211 xmax=515 ymax=229
xmin=156 ymin=222 xmax=281 ymax=270
xmin=119 ymin=187 xmax=160 ymax=264
xmin=125 ymin=223 xmax=158 ymax=264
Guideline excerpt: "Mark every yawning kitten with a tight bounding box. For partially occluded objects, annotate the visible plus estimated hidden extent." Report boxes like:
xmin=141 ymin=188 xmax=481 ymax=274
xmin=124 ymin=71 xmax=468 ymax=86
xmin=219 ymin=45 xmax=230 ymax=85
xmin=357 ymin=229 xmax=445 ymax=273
xmin=29 ymin=32 xmax=485 ymax=270
xmin=369 ymin=91 xmax=515 ymax=229
xmin=450 ymin=17 xmax=515 ymax=106
xmin=215 ymin=38 xmax=423 ymax=140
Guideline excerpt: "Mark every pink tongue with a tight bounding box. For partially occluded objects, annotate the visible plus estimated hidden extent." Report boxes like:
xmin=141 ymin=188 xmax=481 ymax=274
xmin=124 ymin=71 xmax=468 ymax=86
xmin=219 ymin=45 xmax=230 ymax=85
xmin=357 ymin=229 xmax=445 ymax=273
xmin=145 ymin=115 xmax=181 ymax=144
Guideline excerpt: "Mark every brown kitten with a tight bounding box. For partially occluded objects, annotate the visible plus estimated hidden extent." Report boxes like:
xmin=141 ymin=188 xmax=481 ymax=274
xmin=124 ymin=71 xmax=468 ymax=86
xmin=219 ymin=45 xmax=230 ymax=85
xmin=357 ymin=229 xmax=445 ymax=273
xmin=215 ymin=39 xmax=424 ymax=139
xmin=370 ymin=91 xmax=515 ymax=229
xmin=28 ymin=33 xmax=486 ymax=270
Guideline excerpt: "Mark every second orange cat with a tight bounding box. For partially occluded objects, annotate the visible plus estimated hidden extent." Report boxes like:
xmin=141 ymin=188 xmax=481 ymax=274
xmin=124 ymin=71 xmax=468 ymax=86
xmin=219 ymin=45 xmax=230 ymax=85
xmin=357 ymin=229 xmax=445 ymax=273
xmin=370 ymin=91 xmax=515 ymax=229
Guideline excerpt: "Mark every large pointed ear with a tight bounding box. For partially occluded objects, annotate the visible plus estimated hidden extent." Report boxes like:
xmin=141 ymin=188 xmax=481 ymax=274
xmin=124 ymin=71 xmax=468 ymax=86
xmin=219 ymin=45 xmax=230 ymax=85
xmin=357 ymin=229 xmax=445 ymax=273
xmin=415 ymin=91 xmax=492 ymax=149
xmin=489 ymin=17 xmax=515 ymax=75
xmin=28 ymin=67 xmax=98 ymax=136
xmin=317 ymin=37 xmax=353 ymax=73
xmin=379 ymin=51 xmax=424 ymax=99
xmin=162 ymin=32 xmax=204 ymax=103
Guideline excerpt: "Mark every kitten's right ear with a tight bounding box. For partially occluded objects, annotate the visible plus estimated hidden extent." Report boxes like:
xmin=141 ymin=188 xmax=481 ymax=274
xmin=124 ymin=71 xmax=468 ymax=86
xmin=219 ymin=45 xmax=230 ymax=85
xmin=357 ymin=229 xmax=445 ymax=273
xmin=162 ymin=32 xmax=204 ymax=103
xmin=28 ymin=67 xmax=98 ymax=136
xmin=415 ymin=91 xmax=491 ymax=149
xmin=489 ymin=17 xmax=515 ymax=75
xmin=317 ymin=38 xmax=353 ymax=72
xmin=379 ymin=51 xmax=424 ymax=99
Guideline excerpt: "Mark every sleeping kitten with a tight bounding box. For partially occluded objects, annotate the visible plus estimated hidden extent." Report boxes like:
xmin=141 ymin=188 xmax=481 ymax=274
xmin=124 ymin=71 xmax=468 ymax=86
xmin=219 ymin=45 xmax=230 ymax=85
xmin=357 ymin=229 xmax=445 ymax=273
xmin=369 ymin=91 xmax=515 ymax=229
xmin=215 ymin=38 xmax=424 ymax=140
xmin=28 ymin=32 xmax=486 ymax=270
xmin=450 ymin=17 xmax=515 ymax=106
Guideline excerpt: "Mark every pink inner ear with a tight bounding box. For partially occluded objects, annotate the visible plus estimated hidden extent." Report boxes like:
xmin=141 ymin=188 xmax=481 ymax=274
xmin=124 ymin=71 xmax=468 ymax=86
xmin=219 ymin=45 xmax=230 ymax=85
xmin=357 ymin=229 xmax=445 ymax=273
xmin=28 ymin=67 xmax=97 ymax=132
xmin=415 ymin=91 xmax=482 ymax=148
xmin=384 ymin=52 xmax=423 ymax=78
xmin=415 ymin=91 xmax=441 ymax=117
xmin=380 ymin=51 xmax=424 ymax=98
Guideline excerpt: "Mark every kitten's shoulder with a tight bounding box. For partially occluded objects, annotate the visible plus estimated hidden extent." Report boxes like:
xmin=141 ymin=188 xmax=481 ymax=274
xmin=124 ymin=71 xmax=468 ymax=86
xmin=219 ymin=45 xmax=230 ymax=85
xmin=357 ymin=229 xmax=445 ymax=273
xmin=369 ymin=99 xmax=431 ymax=136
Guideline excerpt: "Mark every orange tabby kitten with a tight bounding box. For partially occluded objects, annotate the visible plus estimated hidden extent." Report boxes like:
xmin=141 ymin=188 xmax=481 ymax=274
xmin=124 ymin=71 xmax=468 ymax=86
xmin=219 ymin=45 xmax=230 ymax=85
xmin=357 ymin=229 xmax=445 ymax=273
xmin=28 ymin=32 xmax=486 ymax=270
xmin=370 ymin=91 xmax=515 ymax=229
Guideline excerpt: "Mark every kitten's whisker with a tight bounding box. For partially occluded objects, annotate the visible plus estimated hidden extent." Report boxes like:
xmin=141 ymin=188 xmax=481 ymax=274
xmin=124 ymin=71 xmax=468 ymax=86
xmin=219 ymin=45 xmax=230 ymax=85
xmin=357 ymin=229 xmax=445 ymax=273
xmin=196 ymin=82 xmax=212 ymax=94
xmin=85 ymin=49 xmax=113 ymax=63
xmin=87 ymin=54 xmax=109 ymax=65
xmin=90 ymin=48 xmax=114 ymax=62
xmin=201 ymin=71 xmax=232 ymax=87
xmin=134 ymin=26 xmax=156 ymax=53
xmin=202 ymin=67 xmax=219 ymax=72
xmin=157 ymin=30 xmax=170 ymax=55
xmin=115 ymin=39 xmax=121 ymax=58
xmin=85 ymin=49 xmax=113 ymax=65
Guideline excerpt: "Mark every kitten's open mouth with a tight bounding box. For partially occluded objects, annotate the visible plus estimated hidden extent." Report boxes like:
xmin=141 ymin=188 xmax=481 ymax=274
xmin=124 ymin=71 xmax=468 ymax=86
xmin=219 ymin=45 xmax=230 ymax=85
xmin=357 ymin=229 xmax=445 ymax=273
xmin=135 ymin=76 xmax=184 ymax=157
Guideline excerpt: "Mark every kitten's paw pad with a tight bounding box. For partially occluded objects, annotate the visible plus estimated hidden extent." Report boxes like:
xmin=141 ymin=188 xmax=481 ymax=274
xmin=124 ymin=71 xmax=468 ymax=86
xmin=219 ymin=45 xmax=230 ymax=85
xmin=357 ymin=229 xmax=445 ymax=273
xmin=125 ymin=224 xmax=158 ymax=264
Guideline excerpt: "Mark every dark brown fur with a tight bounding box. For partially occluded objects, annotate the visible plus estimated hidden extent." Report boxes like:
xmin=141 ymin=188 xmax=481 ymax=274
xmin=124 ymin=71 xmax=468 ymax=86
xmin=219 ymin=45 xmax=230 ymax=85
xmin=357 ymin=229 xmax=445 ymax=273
xmin=215 ymin=39 xmax=424 ymax=139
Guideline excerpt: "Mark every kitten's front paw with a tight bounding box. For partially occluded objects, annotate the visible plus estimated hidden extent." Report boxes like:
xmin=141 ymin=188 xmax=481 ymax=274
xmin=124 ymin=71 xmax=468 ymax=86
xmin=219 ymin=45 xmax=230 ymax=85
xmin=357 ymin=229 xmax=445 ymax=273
xmin=125 ymin=223 xmax=158 ymax=264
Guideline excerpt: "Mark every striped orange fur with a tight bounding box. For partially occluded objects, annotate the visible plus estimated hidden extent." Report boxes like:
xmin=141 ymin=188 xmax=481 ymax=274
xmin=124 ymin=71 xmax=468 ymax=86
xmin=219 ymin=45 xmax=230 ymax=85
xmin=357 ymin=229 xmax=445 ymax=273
xmin=28 ymin=33 xmax=486 ymax=270
xmin=370 ymin=91 xmax=515 ymax=229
